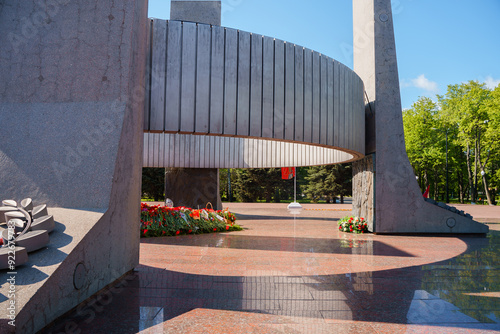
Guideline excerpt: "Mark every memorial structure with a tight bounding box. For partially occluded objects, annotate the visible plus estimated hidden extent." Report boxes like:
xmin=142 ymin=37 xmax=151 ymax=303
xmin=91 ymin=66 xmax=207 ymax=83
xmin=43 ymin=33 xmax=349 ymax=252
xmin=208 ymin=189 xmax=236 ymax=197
xmin=0 ymin=1 xmax=148 ymax=332
xmin=351 ymin=0 xmax=488 ymax=234
xmin=0 ymin=0 xmax=487 ymax=332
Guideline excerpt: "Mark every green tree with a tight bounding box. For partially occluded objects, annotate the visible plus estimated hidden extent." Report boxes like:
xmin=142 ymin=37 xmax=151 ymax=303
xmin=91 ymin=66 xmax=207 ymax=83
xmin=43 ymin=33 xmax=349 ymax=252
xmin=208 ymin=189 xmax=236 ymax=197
xmin=483 ymin=85 xmax=500 ymax=201
xmin=141 ymin=168 xmax=165 ymax=201
xmin=332 ymin=164 xmax=352 ymax=203
xmin=303 ymin=164 xmax=352 ymax=203
xmin=438 ymin=81 xmax=495 ymax=204
xmin=231 ymin=168 xmax=294 ymax=203
xmin=403 ymin=97 xmax=445 ymax=199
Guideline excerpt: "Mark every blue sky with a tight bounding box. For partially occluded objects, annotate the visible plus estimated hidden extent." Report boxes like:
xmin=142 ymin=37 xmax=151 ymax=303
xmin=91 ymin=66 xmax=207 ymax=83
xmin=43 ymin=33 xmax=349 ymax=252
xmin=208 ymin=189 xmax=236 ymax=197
xmin=148 ymin=0 xmax=500 ymax=109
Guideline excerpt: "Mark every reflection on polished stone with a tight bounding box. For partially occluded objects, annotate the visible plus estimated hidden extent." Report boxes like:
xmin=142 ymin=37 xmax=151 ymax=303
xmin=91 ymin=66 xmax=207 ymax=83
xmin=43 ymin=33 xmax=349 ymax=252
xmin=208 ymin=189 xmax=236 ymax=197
xmin=40 ymin=204 xmax=500 ymax=333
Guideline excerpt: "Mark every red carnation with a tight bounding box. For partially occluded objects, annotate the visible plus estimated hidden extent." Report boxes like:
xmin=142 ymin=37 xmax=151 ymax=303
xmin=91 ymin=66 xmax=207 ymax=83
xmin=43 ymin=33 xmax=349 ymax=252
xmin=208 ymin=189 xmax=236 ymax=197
xmin=213 ymin=228 xmax=217 ymax=232
xmin=176 ymin=230 xmax=180 ymax=235
xmin=226 ymin=226 xmax=229 ymax=230
xmin=188 ymin=229 xmax=192 ymax=233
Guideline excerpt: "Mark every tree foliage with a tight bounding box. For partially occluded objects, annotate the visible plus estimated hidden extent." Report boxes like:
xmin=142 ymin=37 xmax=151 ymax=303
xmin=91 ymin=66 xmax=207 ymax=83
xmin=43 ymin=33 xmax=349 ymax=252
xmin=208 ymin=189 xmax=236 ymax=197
xmin=228 ymin=168 xmax=297 ymax=203
xmin=404 ymin=80 xmax=499 ymax=204
xmin=303 ymin=164 xmax=352 ymax=203
xmin=141 ymin=168 xmax=165 ymax=201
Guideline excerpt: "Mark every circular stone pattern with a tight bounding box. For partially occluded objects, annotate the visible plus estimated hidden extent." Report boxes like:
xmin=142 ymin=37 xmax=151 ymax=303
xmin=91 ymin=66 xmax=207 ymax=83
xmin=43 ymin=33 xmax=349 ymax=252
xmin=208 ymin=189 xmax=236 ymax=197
xmin=379 ymin=13 xmax=389 ymax=22
xmin=446 ymin=217 xmax=457 ymax=228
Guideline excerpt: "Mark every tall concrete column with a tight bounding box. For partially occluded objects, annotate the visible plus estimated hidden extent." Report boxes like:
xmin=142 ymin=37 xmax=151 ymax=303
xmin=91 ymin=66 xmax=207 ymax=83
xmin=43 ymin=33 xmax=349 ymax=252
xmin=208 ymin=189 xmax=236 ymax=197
xmin=165 ymin=0 xmax=223 ymax=210
xmin=352 ymin=0 xmax=487 ymax=234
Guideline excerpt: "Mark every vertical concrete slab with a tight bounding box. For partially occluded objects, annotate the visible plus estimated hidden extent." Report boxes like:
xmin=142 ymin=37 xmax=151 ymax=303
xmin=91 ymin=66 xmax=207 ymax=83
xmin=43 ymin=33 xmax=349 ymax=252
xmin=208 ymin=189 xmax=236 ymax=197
xmin=180 ymin=22 xmax=197 ymax=133
xmin=224 ymin=28 xmax=238 ymax=135
xmin=294 ymin=46 xmax=304 ymax=142
xmin=262 ymin=36 xmax=275 ymax=138
xmin=195 ymin=24 xmax=211 ymax=134
xmin=284 ymin=42 xmax=295 ymax=141
xmin=274 ymin=40 xmax=285 ymax=140
xmin=150 ymin=19 xmax=167 ymax=132
xmin=352 ymin=0 xmax=488 ymax=234
xmin=210 ymin=26 xmax=225 ymax=134
xmin=165 ymin=20 xmax=182 ymax=132
xmin=237 ymin=31 xmax=251 ymax=137
xmin=250 ymin=34 xmax=263 ymax=138
xmin=0 ymin=0 xmax=148 ymax=332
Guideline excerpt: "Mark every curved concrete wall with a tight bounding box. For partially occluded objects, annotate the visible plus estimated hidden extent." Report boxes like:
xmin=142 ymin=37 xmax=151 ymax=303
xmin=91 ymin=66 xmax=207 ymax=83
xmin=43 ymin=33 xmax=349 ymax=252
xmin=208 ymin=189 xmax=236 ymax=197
xmin=144 ymin=19 xmax=365 ymax=167
xmin=143 ymin=133 xmax=354 ymax=168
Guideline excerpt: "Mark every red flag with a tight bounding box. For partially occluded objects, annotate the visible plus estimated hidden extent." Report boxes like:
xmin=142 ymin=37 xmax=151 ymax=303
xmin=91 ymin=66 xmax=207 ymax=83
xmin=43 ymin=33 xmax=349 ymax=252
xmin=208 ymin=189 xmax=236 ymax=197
xmin=423 ymin=185 xmax=430 ymax=198
xmin=281 ymin=167 xmax=296 ymax=180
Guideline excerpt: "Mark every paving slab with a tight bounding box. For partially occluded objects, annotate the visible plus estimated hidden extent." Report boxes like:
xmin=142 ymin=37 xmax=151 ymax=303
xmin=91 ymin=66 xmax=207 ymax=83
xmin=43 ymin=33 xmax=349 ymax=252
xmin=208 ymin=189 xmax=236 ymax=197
xmin=40 ymin=203 xmax=500 ymax=333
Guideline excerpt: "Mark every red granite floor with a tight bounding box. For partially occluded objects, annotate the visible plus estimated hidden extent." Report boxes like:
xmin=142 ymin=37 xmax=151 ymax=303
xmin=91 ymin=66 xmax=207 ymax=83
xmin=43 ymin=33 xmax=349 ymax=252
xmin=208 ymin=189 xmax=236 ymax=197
xmin=41 ymin=203 xmax=500 ymax=333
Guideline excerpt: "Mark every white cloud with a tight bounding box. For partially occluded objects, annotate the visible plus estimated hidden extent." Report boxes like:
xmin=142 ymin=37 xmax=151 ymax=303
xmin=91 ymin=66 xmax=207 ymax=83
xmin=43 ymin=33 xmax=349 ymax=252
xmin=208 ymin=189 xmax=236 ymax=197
xmin=411 ymin=74 xmax=439 ymax=93
xmin=484 ymin=76 xmax=500 ymax=89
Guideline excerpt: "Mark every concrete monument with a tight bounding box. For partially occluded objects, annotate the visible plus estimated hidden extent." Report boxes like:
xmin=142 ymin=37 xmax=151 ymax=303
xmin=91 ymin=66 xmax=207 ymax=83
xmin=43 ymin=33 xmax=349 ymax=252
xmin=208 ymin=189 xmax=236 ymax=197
xmin=351 ymin=0 xmax=488 ymax=234
xmin=0 ymin=0 xmax=148 ymax=332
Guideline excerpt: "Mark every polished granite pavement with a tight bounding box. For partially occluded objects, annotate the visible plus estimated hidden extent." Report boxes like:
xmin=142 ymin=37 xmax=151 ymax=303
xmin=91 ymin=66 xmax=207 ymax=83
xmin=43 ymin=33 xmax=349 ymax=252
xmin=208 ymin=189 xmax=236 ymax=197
xmin=41 ymin=203 xmax=499 ymax=333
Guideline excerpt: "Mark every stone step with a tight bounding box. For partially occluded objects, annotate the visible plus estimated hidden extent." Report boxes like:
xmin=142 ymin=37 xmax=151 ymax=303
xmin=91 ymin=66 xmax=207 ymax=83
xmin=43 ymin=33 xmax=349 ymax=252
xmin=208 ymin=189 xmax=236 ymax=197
xmin=0 ymin=246 xmax=28 ymax=270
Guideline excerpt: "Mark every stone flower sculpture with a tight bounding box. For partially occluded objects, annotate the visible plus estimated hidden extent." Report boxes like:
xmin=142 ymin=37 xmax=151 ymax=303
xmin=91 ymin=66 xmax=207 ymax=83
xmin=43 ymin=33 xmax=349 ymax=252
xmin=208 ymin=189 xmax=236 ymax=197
xmin=0 ymin=198 xmax=55 ymax=270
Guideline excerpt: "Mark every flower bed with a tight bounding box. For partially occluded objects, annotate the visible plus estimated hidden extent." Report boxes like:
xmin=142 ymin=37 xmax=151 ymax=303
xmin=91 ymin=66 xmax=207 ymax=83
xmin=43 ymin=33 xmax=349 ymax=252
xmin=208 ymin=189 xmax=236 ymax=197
xmin=140 ymin=203 xmax=242 ymax=237
xmin=338 ymin=216 xmax=369 ymax=234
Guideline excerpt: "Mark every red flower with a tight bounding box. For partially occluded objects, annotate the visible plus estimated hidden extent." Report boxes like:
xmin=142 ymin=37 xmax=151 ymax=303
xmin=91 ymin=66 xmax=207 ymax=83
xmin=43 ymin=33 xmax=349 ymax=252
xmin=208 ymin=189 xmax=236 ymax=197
xmin=143 ymin=229 xmax=148 ymax=235
xmin=176 ymin=230 xmax=180 ymax=235
xmin=188 ymin=229 xmax=192 ymax=234
xmin=162 ymin=231 xmax=166 ymax=235
xmin=226 ymin=226 xmax=229 ymax=230
xmin=213 ymin=228 xmax=217 ymax=232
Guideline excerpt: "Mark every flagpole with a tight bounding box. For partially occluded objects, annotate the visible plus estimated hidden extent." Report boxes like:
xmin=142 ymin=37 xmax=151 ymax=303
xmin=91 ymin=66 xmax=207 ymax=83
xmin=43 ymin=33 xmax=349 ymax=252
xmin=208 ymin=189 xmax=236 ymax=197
xmin=288 ymin=167 xmax=302 ymax=210
xmin=294 ymin=169 xmax=297 ymax=203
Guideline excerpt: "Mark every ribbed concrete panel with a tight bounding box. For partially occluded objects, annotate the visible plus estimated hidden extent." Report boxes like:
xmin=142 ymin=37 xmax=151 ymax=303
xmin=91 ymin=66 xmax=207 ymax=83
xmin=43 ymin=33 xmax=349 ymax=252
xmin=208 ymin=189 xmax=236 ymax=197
xmin=144 ymin=19 xmax=365 ymax=168
xmin=144 ymin=133 xmax=355 ymax=168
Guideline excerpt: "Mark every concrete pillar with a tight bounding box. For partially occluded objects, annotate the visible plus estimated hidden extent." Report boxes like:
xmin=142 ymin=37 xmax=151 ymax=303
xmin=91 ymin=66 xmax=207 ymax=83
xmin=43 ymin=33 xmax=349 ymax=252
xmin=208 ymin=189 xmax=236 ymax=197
xmin=171 ymin=0 xmax=221 ymax=25
xmin=165 ymin=0 xmax=223 ymax=210
xmin=165 ymin=168 xmax=222 ymax=209
xmin=0 ymin=0 xmax=148 ymax=331
xmin=352 ymin=0 xmax=488 ymax=234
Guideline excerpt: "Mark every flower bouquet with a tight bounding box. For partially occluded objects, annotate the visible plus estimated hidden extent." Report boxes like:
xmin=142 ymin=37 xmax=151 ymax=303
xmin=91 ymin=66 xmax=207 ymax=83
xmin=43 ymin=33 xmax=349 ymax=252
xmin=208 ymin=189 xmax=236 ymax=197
xmin=140 ymin=203 xmax=242 ymax=238
xmin=338 ymin=216 xmax=369 ymax=234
